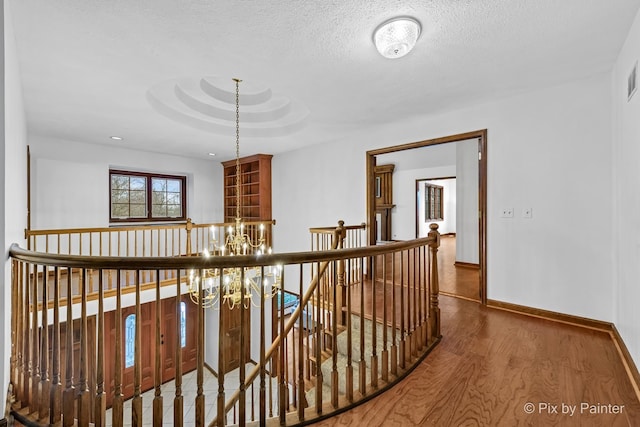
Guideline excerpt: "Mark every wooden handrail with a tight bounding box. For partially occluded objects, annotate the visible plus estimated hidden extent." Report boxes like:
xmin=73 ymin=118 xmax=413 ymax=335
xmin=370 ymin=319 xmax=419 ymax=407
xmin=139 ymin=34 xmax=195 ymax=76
xmin=9 ymin=237 xmax=433 ymax=270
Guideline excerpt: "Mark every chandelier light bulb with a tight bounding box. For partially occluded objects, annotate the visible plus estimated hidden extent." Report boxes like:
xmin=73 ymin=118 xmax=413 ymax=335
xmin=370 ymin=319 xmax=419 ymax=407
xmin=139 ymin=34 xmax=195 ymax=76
xmin=373 ymin=17 xmax=421 ymax=59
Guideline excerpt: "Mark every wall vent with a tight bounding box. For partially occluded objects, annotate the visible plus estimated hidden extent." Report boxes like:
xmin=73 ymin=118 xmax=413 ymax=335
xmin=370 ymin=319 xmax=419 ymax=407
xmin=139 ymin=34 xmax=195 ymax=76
xmin=628 ymin=61 xmax=637 ymax=101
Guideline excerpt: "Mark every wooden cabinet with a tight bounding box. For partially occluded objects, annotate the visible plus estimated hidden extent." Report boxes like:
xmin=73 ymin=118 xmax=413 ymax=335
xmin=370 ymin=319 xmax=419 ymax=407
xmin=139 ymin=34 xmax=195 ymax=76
xmin=222 ymin=154 xmax=272 ymax=222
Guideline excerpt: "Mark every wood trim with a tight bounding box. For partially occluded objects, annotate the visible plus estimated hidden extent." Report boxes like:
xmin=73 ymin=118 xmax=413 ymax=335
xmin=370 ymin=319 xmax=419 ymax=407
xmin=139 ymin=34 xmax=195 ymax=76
xmin=487 ymin=298 xmax=640 ymax=403
xmin=453 ymin=261 xmax=479 ymax=269
xmin=367 ymin=129 xmax=488 ymax=304
xmin=487 ymin=299 xmax=612 ymax=331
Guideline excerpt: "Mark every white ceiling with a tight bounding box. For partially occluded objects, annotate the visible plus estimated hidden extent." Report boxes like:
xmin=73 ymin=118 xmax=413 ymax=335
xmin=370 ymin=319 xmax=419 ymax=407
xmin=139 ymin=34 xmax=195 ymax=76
xmin=9 ymin=0 xmax=640 ymax=162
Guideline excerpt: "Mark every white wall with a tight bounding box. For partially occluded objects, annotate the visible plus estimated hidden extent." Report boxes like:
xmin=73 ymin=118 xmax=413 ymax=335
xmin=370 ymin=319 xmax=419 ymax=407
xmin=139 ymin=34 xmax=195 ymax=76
xmin=2 ymin=0 xmax=28 ymax=413
xmin=273 ymin=72 xmax=613 ymax=323
xmin=455 ymin=139 xmax=479 ymax=264
xmin=612 ymin=7 xmax=640 ymax=374
xmin=29 ymin=136 xmax=222 ymax=229
xmin=395 ymin=167 xmax=456 ymax=239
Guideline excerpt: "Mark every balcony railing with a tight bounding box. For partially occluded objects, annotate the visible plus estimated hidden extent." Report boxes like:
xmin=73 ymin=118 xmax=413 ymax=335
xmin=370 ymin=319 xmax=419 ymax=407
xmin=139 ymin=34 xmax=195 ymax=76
xmin=9 ymin=220 xmax=441 ymax=426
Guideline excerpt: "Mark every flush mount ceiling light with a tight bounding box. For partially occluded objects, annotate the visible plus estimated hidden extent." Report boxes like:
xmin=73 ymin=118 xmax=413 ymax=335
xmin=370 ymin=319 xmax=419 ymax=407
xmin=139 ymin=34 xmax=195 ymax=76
xmin=110 ymin=136 xmax=123 ymax=141
xmin=373 ymin=17 xmax=421 ymax=59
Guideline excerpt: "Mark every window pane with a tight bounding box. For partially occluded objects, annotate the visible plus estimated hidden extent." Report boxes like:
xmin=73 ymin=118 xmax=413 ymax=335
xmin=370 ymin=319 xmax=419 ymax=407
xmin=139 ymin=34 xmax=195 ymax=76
xmin=152 ymin=191 xmax=166 ymax=204
xmin=152 ymin=204 xmax=167 ymax=217
xmin=167 ymin=179 xmax=181 ymax=193
xmin=167 ymin=192 xmax=180 ymax=204
xmin=111 ymin=189 xmax=129 ymax=204
xmin=111 ymin=204 xmax=129 ymax=218
xmin=111 ymin=175 xmax=129 ymax=190
xmin=167 ymin=205 xmax=182 ymax=217
xmin=180 ymin=302 xmax=187 ymax=348
xmin=130 ymin=190 xmax=146 ymax=204
xmin=125 ymin=314 xmax=136 ymax=368
xmin=152 ymin=178 xmax=167 ymax=192
xmin=130 ymin=177 xmax=146 ymax=190
xmin=130 ymin=204 xmax=147 ymax=217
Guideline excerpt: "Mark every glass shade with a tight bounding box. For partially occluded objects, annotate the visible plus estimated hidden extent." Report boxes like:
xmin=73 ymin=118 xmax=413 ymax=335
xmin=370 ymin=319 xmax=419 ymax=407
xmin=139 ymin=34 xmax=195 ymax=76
xmin=373 ymin=17 xmax=421 ymax=59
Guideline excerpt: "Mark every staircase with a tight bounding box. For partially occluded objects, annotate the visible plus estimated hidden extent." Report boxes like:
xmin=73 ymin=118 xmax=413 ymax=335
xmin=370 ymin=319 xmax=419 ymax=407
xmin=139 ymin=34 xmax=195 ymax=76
xmin=306 ymin=313 xmax=400 ymax=407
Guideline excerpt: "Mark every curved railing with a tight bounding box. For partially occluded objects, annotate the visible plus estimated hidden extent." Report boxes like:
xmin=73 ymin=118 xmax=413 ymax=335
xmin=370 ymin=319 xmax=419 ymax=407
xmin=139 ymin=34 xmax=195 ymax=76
xmin=8 ymin=222 xmax=441 ymax=427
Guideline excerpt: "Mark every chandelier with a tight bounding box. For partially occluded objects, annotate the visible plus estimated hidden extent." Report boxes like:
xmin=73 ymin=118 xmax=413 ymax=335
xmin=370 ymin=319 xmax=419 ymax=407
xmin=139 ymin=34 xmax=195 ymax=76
xmin=188 ymin=78 xmax=282 ymax=309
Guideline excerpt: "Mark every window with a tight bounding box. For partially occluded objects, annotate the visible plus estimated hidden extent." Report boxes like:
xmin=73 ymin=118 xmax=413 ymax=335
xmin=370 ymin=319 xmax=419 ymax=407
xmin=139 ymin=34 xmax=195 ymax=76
xmin=180 ymin=301 xmax=187 ymax=348
xmin=125 ymin=314 xmax=136 ymax=368
xmin=110 ymin=170 xmax=186 ymax=222
xmin=425 ymin=183 xmax=443 ymax=221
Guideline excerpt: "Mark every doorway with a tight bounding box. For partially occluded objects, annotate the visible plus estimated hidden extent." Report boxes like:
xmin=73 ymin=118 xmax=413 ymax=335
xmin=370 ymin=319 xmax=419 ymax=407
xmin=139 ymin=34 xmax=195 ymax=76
xmin=366 ymin=130 xmax=487 ymax=304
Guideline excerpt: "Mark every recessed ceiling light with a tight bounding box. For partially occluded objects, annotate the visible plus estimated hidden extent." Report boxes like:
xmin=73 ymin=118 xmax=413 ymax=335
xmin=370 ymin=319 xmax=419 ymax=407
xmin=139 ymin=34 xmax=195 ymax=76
xmin=208 ymin=152 xmax=217 ymax=157
xmin=373 ymin=17 xmax=421 ymax=59
xmin=110 ymin=136 xmax=123 ymax=141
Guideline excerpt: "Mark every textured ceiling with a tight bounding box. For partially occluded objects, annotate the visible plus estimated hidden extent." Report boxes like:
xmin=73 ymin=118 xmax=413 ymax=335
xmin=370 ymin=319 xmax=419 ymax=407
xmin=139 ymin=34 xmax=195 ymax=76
xmin=8 ymin=0 xmax=640 ymax=161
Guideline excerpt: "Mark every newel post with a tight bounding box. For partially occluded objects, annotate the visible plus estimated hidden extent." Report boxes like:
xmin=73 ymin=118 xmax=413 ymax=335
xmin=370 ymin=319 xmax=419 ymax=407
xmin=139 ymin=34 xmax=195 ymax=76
xmin=428 ymin=223 xmax=441 ymax=340
xmin=185 ymin=218 xmax=193 ymax=256
xmin=335 ymin=220 xmax=347 ymax=325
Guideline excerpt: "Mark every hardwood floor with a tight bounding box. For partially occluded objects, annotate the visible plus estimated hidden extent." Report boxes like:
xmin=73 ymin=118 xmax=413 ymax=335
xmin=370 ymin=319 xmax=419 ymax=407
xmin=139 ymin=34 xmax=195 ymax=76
xmin=438 ymin=234 xmax=480 ymax=301
xmin=311 ymin=296 xmax=640 ymax=426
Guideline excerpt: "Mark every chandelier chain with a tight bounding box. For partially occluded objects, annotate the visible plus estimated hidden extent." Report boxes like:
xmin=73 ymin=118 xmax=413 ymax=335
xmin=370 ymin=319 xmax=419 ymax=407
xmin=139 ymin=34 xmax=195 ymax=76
xmin=234 ymin=78 xmax=242 ymax=221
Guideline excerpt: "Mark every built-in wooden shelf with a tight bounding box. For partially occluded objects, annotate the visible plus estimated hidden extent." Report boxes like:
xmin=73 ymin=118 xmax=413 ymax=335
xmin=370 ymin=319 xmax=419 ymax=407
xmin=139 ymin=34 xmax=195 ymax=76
xmin=222 ymin=154 xmax=272 ymax=222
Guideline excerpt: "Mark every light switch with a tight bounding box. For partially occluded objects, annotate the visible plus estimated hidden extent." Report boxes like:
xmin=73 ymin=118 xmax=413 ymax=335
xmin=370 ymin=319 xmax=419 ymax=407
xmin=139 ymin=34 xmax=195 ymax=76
xmin=523 ymin=208 xmax=533 ymax=218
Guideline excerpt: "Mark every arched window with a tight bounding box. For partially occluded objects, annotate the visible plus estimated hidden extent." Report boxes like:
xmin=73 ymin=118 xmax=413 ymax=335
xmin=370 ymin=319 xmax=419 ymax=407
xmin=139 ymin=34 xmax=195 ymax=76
xmin=180 ymin=302 xmax=187 ymax=348
xmin=125 ymin=314 xmax=136 ymax=368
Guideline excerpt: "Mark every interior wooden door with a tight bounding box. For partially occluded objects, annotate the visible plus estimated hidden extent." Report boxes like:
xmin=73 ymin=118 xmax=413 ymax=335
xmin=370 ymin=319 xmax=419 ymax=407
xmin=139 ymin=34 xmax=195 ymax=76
xmin=103 ymin=296 xmax=199 ymax=408
xmin=121 ymin=303 xmax=156 ymax=400
xmin=221 ymin=303 xmax=250 ymax=374
xmin=161 ymin=296 xmax=198 ymax=383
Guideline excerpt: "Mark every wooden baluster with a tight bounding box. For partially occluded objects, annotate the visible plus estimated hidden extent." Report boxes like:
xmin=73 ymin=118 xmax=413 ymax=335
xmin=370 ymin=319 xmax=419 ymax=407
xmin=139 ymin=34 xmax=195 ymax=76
xmin=95 ymin=270 xmax=106 ymax=427
xmin=315 ymin=261 xmax=323 ymax=414
xmin=239 ymin=268 xmax=246 ymax=426
xmin=399 ymin=252 xmax=406 ymax=370
xmin=382 ymin=253 xmax=389 ymax=383
xmin=11 ymin=260 xmax=24 ymax=407
xmin=371 ymin=255 xmax=378 ymax=389
xmin=77 ymin=269 xmax=90 ymax=427
xmin=39 ymin=265 xmax=50 ymax=420
xmin=345 ymin=258 xmax=353 ymax=403
xmin=9 ymin=261 xmax=15 ymax=397
xmin=279 ymin=271 xmax=286 ymax=424
xmin=298 ymin=265 xmax=305 ymax=421
xmin=268 ymin=358 xmax=274 ymax=418
xmin=112 ymin=270 xmax=124 ymax=427
xmin=359 ymin=256 xmax=366 ymax=396
xmin=12 ymin=261 xmax=22 ymax=406
xmin=391 ymin=251 xmax=398 ymax=377
xmin=413 ymin=248 xmax=419 ymax=351
xmin=31 ymin=262 xmax=40 ymax=416
xmin=153 ymin=271 xmax=163 ymax=427
xmin=62 ymin=267 xmax=74 ymax=427
xmin=50 ymin=267 xmax=61 ymax=424
xmin=428 ymin=224 xmax=441 ymax=340
xmin=216 ymin=269 xmax=225 ymax=427
xmin=196 ymin=269 xmax=205 ymax=426
xmin=22 ymin=261 xmax=31 ymax=408
xmin=259 ymin=266 xmax=267 ymax=427
xmin=132 ymin=271 xmax=142 ymax=427
xmin=185 ymin=218 xmax=192 ymax=256
xmin=418 ymin=246 xmax=428 ymax=348
xmin=331 ymin=260 xmax=339 ymax=408
xmin=175 ymin=270 xmax=184 ymax=427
